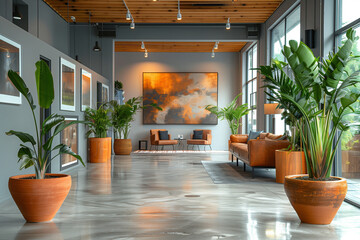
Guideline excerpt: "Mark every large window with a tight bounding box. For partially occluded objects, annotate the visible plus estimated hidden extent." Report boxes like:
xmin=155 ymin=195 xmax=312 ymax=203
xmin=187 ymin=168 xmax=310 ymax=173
xmin=335 ymin=0 xmax=360 ymax=206
xmin=243 ymin=44 xmax=257 ymax=133
xmin=268 ymin=5 xmax=300 ymax=135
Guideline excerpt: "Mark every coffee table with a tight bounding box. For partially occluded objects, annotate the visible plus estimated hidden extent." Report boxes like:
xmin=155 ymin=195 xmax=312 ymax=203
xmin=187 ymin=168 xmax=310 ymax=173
xmin=174 ymin=138 xmax=187 ymax=150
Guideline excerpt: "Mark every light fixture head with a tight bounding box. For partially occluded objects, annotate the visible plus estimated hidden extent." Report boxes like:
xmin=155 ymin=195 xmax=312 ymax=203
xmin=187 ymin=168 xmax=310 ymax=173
xmin=126 ymin=10 xmax=131 ymax=20
xmin=141 ymin=41 xmax=145 ymax=49
xmin=13 ymin=6 xmax=22 ymax=20
xmin=177 ymin=10 xmax=182 ymax=21
xmin=130 ymin=19 xmax=135 ymax=29
xmin=144 ymin=49 xmax=148 ymax=58
xmin=93 ymin=41 xmax=101 ymax=52
xmin=6 ymin=51 xmax=10 ymax=58
xmin=70 ymin=16 xmax=76 ymax=22
xmin=214 ymin=41 xmax=219 ymax=50
xmin=226 ymin=18 xmax=231 ymax=30
xmin=211 ymin=49 xmax=215 ymax=58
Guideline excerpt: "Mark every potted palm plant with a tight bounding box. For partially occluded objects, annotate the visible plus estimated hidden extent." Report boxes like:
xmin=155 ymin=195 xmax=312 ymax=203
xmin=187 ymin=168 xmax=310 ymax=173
xmin=258 ymin=60 xmax=306 ymax=184
xmin=110 ymin=97 xmax=161 ymax=155
xmin=6 ymin=60 xmax=84 ymax=222
xmin=84 ymin=105 xmax=112 ymax=162
xmin=205 ymin=94 xmax=250 ymax=135
xmin=263 ymin=28 xmax=360 ymax=224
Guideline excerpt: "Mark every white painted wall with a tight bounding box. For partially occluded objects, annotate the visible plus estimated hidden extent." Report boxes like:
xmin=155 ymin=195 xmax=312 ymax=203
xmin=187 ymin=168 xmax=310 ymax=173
xmin=115 ymin=52 xmax=240 ymax=150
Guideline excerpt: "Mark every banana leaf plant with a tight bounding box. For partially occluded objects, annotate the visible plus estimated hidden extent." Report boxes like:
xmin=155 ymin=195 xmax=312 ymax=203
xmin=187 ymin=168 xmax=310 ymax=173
xmin=109 ymin=97 xmax=162 ymax=139
xmin=261 ymin=28 xmax=360 ymax=180
xmin=258 ymin=60 xmax=304 ymax=151
xmin=6 ymin=60 xmax=85 ymax=179
xmin=84 ymin=104 xmax=112 ymax=138
xmin=205 ymin=94 xmax=250 ymax=135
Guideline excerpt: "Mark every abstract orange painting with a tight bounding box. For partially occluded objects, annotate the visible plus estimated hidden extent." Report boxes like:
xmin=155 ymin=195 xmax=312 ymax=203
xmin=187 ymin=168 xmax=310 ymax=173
xmin=143 ymin=72 xmax=218 ymax=125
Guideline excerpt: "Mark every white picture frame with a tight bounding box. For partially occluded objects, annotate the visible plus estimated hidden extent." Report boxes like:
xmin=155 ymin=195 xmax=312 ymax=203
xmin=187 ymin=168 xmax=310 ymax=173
xmin=0 ymin=34 xmax=22 ymax=105
xmin=60 ymin=58 xmax=76 ymax=111
xmin=81 ymin=69 xmax=92 ymax=111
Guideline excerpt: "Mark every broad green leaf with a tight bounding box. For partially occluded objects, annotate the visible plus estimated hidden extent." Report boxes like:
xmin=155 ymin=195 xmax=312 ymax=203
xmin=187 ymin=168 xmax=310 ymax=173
xmin=57 ymin=144 xmax=85 ymax=167
xmin=35 ymin=60 xmax=54 ymax=108
xmin=7 ymin=70 xmax=36 ymax=110
xmin=6 ymin=130 xmax=36 ymax=145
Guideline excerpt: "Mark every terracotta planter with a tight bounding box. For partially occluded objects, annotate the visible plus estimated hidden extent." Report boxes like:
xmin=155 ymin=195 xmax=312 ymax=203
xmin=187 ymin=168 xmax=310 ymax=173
xmin=89 ymin=137 xmax=111 ymax=163
xmin=275 ymin=150 xmax=307 ymax=183
xmin=114 ymin=139 xmax=132 ymax=155
xmin=284 ymin=174 xmax=347 ymax=225
xmin=8 ymin=174 xmax=71 ymax=222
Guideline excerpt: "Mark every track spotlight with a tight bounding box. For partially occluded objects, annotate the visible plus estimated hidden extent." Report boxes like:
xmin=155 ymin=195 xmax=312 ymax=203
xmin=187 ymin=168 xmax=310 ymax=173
xmin=141 ymin=41 xmax=145 ymax=49
xmin=130 ymin=19 xmax=135 ymax=29
xmin=211 ymin=49 xmax=215 ymax=58
xmin=93 ymin=41 xmax=101 ymax=52
xmin=177 ymin=0 xmax=182 ymax=20
xmin=214 ymin=41 xmax=219 ymax=50
xmin=126 ymin=10 xmax=131 ymax=20
xmin=226 ymin=18 xmax=231 ymax=30
xmin=144 ymin=49 xmax=148 ymax=58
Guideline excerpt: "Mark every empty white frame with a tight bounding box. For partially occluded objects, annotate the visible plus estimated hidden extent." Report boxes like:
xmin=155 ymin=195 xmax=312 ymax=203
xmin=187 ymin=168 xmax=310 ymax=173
xmin=81 ymin=69 xmax=92 ymax=111
xmin=0 ymin=34 xmax=21 ymax=105
xmin=60 ymin=58 xmax=76 ymax=111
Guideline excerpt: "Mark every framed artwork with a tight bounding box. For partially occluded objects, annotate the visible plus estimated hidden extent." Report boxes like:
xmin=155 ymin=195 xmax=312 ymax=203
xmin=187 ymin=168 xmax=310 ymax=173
xmin=81 ymin=69 xmax=92 ymax=111
xmin=102 ymin=84 xmax=109 ymax=103
xmin=143 ymin=72 xmax=218 ymax=125
xmin=0 ymin=34 xmax=21 ymax=105
xmin=60 ymin=58 xmax=76 ymax=111
xmin=60 ymin=117 xmax=78 ymax=170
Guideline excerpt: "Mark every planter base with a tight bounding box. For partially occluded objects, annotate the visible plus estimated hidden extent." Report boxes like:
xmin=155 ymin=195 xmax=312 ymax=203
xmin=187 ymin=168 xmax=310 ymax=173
xmin=89 ymin=137 xmax=112 ymax=163
xmin=8 ymin=174 xmax=71 ymax=222
xmin=284 ymin=174 xmax=347 ymax=225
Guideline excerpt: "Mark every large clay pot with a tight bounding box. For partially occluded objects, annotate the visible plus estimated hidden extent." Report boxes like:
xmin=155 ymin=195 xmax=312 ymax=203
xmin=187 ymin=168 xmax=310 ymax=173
xmin=275 ymin=150 xmax=307 ymax=183
xmin=8 ymin=174 xmax=71 ymax=222
xmin=284 ymin=174 xmax=347 ymax=224
xmin=114 ymin=139 xmax=132 ymax=155
xmin=89 ymin=137 xmax=111 ymax=163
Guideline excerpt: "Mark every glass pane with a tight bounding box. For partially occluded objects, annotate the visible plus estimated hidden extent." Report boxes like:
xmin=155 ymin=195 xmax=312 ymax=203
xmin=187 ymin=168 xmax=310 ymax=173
xmin=247 ymin=48 xmax=253 ymax=80
xmin=338 ymin=0 xmax=360 ymax=29
xmin=339 ymin=25 xmax=360 ymax=203
xmin=252 ymin=110 xmax=257 ymax=131
xmin=274 ymin=114 xmax=285 ymax=135
xmin=252 ymin=44 xmax=257 ymax=78
xmin=271 ymin=20 xmax=285 ymax=61
xmin=286 ymin=6 xmax=301 ymax=44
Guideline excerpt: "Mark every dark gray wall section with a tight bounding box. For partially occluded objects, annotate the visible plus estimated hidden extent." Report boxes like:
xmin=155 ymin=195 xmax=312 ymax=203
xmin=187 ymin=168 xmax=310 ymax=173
xmin=0 ymin=16 xmax=109 ymax=202
xmin=115 ymin=52 xmax=240 ymax=150
xmin=0 ymin=0 xmax=70 ymax=55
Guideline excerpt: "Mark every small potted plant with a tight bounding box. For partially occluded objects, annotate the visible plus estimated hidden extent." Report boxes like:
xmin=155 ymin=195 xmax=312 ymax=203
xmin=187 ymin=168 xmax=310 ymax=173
xmin=84 ymin=105 xmax=112 ymax=162
xmin=110 ymin=97 xmax=161 ymax=155
xmin=258 ymin=60 xmax=307 ymax=184
xmin=262 ymin=28 xmax=360 ymax=224
xmin=6 ymin=60 xmax=84 ymax=222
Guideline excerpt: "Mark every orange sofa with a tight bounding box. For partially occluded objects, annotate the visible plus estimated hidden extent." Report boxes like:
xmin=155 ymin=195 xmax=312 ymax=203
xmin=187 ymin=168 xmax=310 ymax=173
xmin=229 ymin=133 xmax=290 ymax=177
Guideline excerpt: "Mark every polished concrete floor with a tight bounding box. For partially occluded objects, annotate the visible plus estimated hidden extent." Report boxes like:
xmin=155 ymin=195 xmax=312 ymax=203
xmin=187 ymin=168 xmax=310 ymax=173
xmin=1 ymin=152 xmax=360 ymax=240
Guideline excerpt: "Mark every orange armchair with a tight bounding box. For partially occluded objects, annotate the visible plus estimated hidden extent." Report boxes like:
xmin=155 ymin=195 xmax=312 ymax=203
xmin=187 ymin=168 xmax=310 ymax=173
xmin=187 ymin=129 xmax=212 ymax=150
xmin=150 ymin=129 xmax=178 ymax=150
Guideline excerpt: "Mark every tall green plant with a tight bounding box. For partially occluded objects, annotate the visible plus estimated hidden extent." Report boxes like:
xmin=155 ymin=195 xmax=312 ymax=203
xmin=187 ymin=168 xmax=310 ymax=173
xmin=261 ymin=28 xmax=360 ymax=180
xmin=110 ymin=97 xmax=161 ymax=139
xmin=205 ymin=94 xmax=250 ymax=135
xmin=6 ymin=61 xmax=84 ymax=179
xmin=258 ymin=60 xmax=304 ymax=150
xmin=84 ymin=105 xmax=112 ymax=138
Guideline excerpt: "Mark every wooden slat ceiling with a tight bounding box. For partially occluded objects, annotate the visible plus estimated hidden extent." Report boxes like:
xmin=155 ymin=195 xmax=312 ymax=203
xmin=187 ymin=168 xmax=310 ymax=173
xmin=115 ymin=41 xmax=247 ymax=52
xmin=43 ymin=0 xmax=284 ymax=24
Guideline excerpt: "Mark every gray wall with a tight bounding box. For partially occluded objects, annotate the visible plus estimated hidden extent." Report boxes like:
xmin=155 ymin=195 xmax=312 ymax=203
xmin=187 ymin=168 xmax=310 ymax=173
xmin=0 ymin=16 xmax=109 ymax=202
xmin=115 ymin=52 xmax=240 ymax=150
xmin=0 ymin=0 xmax=70 ymax=54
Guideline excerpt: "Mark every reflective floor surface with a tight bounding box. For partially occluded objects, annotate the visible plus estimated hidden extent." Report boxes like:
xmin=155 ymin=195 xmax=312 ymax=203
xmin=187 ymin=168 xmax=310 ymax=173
xmin=0 ymin=152 xmax=360 ymax=240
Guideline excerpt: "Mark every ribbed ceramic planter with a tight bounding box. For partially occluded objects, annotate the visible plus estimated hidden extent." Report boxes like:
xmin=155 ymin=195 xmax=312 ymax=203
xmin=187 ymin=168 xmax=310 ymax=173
xmin=8 ymin=174 xmax=71 ymax=222
xmin=284 ymin=174 xmax=347 ymax=224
